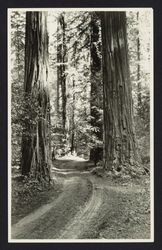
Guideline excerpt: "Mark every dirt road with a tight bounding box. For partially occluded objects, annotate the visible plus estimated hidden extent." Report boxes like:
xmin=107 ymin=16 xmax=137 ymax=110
xmin=12 ymin=158 xmax=103 ymax=239
xmin=11 ymin=157 xmax=150 ymax=240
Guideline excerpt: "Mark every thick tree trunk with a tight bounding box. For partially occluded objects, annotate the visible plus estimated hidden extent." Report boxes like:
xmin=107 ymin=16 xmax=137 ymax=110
xmin=101 ymin=12 xmax=137 ymax=171
xmin=90 ymin=13 xmax=103 ymax=161
xmin=21 ymin=12 xmax=51 ymax=182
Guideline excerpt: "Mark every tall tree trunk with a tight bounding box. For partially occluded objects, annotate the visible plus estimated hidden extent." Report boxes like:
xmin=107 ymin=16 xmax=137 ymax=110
xmin=57 ymin=14 xmax=67 ymax=131
xmin=90 ymin=13 xmax=103 ymax=161
xmin=71 ymin=78 xmax=75 ymax=154
xmin=16 ymin=23 xmax=20 ymax=81
xmin=101 ymin=12 xmax=137 ymax=171
xmin=56 ymin=19 xmax=60 ymax=114
xmin=137 ymin=12 xmax=142 ymax=116
xmin=21 ymin=12 xmax=51 ymax=182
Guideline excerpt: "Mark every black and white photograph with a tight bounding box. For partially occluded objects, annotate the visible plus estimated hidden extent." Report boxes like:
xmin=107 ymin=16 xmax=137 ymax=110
xmin=8 ymin=8 xmax=153 ymax=242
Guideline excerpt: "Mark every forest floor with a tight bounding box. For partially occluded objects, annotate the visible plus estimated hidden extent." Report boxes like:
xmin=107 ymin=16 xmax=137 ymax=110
xmin=11 ymin=156 xmax=151 ymax=240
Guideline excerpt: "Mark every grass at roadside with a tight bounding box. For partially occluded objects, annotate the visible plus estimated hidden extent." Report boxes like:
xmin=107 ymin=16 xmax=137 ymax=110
xmin=84 ymin=175 xmax=151 ymax=239
xmin=11 ymin=176 xmax=63 ymax=225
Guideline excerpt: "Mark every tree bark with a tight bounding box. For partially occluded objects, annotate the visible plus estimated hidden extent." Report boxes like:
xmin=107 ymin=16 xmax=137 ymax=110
xmin=57 ymin=14 xmax=67 ymax=131
xmin=101 ymin=12 xmax=137 ymax=171
xmin=71 ymin=78 xmax=75 ymax=154
xmin=56 ymin=19 xmax=60 ymax=114
xmin=137 ymin=12 xmax=142 ymax=116
xmin=21 ymin=12 xmax=51 ymax=182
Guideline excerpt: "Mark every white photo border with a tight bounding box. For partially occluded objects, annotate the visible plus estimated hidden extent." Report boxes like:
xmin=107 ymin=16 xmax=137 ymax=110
xmin=8 ymin=7 xmax=154 ymax=243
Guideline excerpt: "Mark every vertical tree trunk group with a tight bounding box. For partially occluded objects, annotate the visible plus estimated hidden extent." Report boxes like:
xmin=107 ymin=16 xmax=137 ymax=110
xmin=20 ymin=11 xmax=139 ymax=180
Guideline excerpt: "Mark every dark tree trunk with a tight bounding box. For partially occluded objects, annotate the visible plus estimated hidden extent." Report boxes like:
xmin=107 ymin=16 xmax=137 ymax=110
xmin=21 ymin=12 xmax=51 ymax=182
xmin=89 ymin=13 xmax=103 ymax=161
xmin=101 ymin=12 xmax=137 ymax=171
xmin=137 ymin=12 xmax=142 ymax=116
xmin=56 ymin=19 xmax=60 ymax=114
xmin=71 ymin=79 xmax=75 ymax=154
xmin=57 ymin=14 xmax=67 ymax=131
xmin=16 ymin=23 xmax=20 ymax=81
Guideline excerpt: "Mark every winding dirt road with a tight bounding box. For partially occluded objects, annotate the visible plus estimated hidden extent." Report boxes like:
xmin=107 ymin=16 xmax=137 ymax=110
xmin=12 ymin=158 xmax=105 ymax=239
xmin=11 ymin=157 xmax=150 ymax=240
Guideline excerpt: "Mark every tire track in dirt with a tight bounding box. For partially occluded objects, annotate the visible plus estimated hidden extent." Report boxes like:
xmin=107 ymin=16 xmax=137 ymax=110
xmin=58 ymin=178 xmax=104 ymax=239
xmin=12 ymin=160 xmax=104 ymax=240
xmin=12 ymin=176 xmax=92 ymax=239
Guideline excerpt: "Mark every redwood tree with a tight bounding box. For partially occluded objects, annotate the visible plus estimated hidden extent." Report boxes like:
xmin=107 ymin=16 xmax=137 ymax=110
xmin=57 ymin=13 xmax=67 ymax=131
xmin=21 ymin=12 xmax=51 ymax=181
xmin=101 ymin=12 xmax=137 ymax=171
xmin=136 ymin=12 xmax=142 ymax=117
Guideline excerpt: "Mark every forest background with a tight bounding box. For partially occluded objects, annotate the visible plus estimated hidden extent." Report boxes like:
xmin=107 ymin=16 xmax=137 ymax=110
xmin=10 ymin=10 xmax=151 ymax=176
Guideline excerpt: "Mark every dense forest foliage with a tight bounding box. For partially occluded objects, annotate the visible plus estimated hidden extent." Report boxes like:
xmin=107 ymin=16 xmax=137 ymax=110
xmin=10 ymin=10 xmax=151 ymax=183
